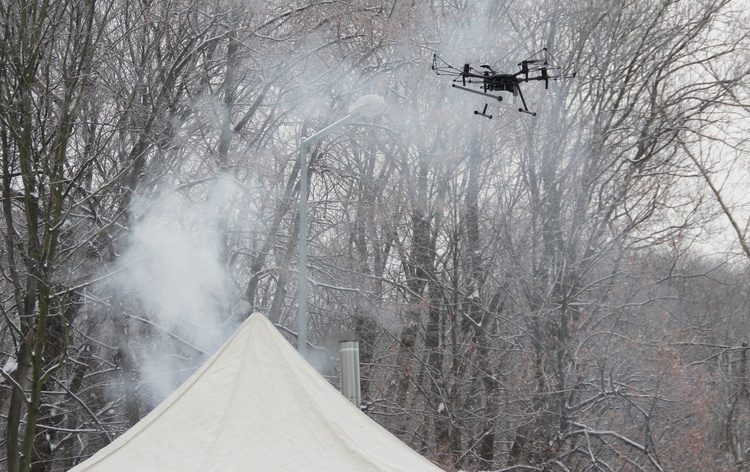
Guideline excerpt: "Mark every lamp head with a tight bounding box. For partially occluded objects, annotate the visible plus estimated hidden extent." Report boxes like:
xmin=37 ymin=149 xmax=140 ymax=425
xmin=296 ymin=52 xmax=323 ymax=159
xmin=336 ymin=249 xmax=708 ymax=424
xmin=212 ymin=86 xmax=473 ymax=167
xmin=348 ymin=94 xmax=386 ymax=118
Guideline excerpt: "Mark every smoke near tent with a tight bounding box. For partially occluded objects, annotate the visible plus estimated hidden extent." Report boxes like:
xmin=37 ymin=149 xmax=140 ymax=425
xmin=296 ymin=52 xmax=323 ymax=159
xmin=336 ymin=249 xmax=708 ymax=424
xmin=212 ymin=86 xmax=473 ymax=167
xmin=115 ymin=175 xmax=240 ymax=402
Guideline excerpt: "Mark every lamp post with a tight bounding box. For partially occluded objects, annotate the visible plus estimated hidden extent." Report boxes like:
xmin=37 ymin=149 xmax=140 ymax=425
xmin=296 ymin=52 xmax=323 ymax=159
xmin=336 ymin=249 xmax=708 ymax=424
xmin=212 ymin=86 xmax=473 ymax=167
xmin=297 ymin=95 xmax=386 ymax=357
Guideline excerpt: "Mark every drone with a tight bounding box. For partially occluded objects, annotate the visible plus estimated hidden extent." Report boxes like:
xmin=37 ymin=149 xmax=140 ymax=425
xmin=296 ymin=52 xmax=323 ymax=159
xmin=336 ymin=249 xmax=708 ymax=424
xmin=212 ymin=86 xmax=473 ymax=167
xmin=431 ymin=48 xmax=575 ymax=118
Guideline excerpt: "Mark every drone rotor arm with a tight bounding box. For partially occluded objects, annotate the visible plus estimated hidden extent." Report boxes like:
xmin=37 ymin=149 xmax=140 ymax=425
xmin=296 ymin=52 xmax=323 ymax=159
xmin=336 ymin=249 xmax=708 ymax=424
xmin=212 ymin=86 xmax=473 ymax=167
xmin=452 ymin=84 xmax=504 ymax=102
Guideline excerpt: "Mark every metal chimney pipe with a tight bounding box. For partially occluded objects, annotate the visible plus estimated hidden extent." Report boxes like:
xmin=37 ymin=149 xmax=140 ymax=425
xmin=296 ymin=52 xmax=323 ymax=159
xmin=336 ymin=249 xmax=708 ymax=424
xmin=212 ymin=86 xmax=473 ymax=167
xmin=339 ymin=340 xmax=361 ymax=407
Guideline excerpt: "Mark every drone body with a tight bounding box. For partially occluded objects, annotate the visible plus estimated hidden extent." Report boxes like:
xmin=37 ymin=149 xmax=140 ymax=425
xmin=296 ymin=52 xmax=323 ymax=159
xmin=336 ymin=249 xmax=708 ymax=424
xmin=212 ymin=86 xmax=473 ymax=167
xmin=432 ymin=48 xmax=575 ymax=118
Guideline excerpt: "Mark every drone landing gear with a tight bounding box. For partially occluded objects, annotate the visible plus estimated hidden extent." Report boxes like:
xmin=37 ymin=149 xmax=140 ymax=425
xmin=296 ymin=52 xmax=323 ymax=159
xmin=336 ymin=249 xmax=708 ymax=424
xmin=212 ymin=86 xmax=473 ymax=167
xmin=515 ymin=87 xmax=537 ymax=116
xmin=474 ymin=103 xmax=493 ymax=119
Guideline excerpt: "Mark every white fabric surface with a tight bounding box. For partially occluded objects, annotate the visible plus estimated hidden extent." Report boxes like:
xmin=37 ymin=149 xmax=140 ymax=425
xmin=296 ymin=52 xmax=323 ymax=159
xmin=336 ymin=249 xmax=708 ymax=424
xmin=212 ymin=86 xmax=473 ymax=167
xmin=70 ymin=312 xmax=443 ymax=471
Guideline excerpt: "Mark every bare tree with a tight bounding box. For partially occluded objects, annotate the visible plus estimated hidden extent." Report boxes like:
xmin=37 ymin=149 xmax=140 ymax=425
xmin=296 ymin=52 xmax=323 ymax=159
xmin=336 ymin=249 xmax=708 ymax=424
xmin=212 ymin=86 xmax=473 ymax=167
xmin=0 ymin=0 xmax=102 ymax=469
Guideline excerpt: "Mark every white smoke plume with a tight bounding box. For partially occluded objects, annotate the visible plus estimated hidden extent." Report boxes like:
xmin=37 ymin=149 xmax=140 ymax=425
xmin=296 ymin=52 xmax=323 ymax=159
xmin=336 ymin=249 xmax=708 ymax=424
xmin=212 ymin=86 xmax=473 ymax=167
xmin=118 ymin=175 xmax=239 ymax=401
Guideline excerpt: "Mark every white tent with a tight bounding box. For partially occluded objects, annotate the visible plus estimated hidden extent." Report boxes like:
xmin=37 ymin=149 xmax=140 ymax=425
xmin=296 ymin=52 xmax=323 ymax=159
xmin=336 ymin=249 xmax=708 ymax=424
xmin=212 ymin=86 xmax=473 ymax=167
xmin=70 ymin=312 xmax=443 ymax=471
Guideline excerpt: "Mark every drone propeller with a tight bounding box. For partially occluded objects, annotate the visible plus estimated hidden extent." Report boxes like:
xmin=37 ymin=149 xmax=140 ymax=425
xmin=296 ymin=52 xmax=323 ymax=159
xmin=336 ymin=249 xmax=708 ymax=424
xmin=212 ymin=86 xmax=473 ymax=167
xmin=480 ymin=64 xmax=496 ymax=75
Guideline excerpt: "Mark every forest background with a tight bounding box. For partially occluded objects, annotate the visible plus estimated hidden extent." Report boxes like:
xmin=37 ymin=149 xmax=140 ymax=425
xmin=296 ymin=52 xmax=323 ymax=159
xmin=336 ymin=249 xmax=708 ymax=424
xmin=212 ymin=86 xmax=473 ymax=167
xmin=2 ymin=0 xmax=750 ymax=470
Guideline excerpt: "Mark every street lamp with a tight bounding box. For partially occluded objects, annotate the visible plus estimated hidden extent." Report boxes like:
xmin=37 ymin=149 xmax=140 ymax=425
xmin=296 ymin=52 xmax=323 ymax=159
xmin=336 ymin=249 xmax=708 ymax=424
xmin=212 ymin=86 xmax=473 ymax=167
xmin=297 ymin=95 xmax=386 ymax=357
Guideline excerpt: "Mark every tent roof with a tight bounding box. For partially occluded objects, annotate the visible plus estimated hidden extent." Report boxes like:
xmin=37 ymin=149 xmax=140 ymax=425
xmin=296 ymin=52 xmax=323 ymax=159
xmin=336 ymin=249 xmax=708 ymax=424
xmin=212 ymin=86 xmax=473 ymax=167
xmin=70 ymin=312 xmax=443 ymax=471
